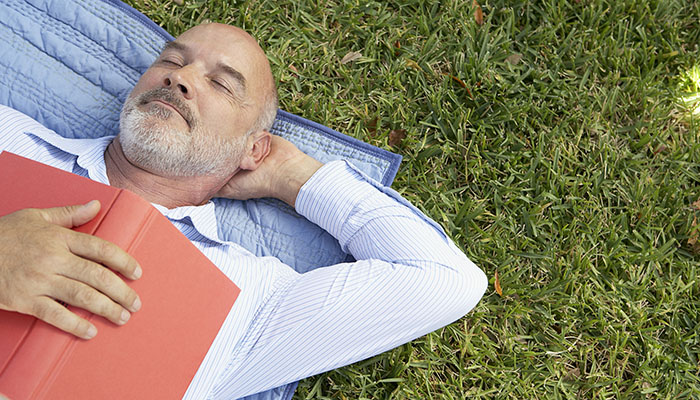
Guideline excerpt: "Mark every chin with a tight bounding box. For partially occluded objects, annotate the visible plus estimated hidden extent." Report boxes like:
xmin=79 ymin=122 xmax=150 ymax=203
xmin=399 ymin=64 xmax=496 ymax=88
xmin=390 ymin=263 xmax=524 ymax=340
xmin=119 ymin=106 xmax=247 ymax=177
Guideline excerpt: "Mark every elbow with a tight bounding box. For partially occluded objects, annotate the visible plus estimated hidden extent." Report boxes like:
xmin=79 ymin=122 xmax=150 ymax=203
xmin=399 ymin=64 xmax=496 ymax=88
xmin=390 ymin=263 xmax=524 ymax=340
xmin=418 ymin=258 xmax=486 ymax=333
xmin=461 ymin=259 xmax=488 ymax=313
xmin=444 ymin=258 xmax=487 ymax=320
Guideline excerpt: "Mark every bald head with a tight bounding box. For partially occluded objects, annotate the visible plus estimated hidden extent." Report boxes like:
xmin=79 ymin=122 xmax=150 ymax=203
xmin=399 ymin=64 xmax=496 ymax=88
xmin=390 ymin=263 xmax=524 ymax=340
xmin=175 ymin=23 xmax=278 ymax=134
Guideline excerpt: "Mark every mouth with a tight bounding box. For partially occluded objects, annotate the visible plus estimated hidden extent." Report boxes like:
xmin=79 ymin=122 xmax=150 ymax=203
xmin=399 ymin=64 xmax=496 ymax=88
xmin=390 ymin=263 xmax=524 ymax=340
xmin=138 ymin=92 xmax=193 ymax=129
xmin=150 ymin=100 xmax=189 ymax=126
xmin=150 ymin=99 xmax=180 ymax=115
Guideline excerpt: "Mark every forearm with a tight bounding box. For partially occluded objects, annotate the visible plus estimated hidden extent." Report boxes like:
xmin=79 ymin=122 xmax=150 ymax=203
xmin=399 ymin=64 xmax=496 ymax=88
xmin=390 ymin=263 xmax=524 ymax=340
xmin=297 ymin=161 xmax=470 ymax=267
xmin=210 ymin=161 xmax=486 ymax=398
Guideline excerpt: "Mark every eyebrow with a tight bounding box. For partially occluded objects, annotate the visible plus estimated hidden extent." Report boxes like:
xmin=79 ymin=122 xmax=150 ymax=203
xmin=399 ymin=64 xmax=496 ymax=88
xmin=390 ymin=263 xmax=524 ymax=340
xmin=216 ymin=62 xmax=247 ymax=95
xmin=161 ymin=41 xmax=187 ymax=53
xmin=160 ymin=41 xmax=247 ymax=96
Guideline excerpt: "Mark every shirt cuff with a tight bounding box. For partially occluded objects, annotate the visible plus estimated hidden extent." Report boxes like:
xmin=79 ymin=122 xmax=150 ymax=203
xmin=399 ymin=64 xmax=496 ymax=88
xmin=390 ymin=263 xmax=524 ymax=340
xmin=295 ymin=160 xmax=373 ymax=241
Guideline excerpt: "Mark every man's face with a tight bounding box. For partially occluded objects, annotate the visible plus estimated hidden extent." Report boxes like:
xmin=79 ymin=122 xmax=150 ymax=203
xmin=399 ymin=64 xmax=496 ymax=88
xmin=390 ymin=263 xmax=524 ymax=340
xmin=118 ymin=23 xmax=272 ymax=177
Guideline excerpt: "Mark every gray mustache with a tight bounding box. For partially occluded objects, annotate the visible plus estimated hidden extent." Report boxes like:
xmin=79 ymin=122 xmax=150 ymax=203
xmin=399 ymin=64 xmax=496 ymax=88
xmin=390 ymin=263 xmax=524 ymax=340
xmin=138 ymin=88 xmax=195 ymax=128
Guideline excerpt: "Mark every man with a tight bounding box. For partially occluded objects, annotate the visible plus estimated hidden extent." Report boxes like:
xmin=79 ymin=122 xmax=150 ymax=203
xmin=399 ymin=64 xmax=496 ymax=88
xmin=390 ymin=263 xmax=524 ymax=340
xmin=0 ymin=24 xmax=486 ymax=398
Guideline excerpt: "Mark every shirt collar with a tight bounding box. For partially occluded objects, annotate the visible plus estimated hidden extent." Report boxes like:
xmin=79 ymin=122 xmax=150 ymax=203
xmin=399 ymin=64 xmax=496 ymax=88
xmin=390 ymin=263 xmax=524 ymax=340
xmin=27 ymin=130 xmax=113 ymax=184
xmin=152 ymin=202 xmax=225 ymax=245
xmin=28 ymin=130 xmax=225 ymax=245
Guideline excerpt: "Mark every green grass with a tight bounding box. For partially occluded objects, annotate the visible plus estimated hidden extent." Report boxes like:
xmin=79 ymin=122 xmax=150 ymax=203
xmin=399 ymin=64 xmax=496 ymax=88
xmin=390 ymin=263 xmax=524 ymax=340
xmin=124 ymin=0 xmax=700 ymax=398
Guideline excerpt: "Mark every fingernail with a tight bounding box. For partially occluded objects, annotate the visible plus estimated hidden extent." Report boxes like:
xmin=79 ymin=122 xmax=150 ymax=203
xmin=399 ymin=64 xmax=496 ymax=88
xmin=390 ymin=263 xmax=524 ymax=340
xmin=120 ymin=309 xmax=131 ymax=324
xmin=131 ymin=297 xmax=142 ymax=312
xmin=82 ymin=200 xmax=99 ymax=209
xmin=133 ymin=265 xmax=143 ymax=279
xmin=85 ymin=325 xmax=97 ymax=339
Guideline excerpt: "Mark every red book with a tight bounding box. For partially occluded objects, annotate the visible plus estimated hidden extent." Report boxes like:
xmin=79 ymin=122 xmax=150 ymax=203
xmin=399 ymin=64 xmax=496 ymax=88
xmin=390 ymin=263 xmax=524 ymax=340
xmin=0 ymin=151 xmax=240 ymax=399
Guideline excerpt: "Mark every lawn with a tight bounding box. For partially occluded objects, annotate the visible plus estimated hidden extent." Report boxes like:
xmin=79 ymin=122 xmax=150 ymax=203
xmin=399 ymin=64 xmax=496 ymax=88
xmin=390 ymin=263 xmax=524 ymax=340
xmin=125 ymin=0 xmax=700 ymax=398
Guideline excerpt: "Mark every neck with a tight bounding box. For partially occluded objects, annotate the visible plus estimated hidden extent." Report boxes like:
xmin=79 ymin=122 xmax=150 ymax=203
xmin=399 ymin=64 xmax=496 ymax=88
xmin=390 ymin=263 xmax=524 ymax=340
xmin=104 ymin=138 xmax=231 ymax=209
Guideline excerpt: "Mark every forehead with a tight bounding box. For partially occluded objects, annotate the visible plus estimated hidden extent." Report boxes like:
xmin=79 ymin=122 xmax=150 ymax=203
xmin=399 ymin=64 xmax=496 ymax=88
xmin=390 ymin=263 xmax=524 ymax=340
xmin=175 ymin=24 xmax=259 ymax=53
xmin=168 ymin=24 xmax=268 ymax=90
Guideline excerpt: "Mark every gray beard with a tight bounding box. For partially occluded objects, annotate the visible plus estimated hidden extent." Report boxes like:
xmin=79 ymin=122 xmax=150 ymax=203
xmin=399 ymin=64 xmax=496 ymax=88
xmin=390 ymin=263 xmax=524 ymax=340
xmin=118 ymin=89 xmax=245 ymax=177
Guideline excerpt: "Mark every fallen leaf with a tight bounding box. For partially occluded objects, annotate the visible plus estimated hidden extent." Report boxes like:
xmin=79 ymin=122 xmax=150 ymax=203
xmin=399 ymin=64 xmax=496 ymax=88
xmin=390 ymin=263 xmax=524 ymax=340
xmin=388 ymin=129 xmax=406 ymax=146
xmin=394 ymin=41 xmax=401 ymax=49
xmin=506 ymin=53 xmax=523 ymax=65
xmin=565 ymin=367 xmax=581 ymax=381
xmin=692 ymin=199 xmax=700 ymax=210
xmin=472 ymin=0 xmax=484 ymax=25
xmin=340 ymin=51 xmax=362 ymax=64
xmin=494 ymin=270 xmax=502 ymax=296
xmin=288 ymin=64 xmax=299 ymax=75
xmin=690 ymin=200 xmax=700 ymax=254
xmin=173 ymin=0 xmax=184 ymax=5
xmin=653 ymin=144 xmax=667 ymax=155
xmin=689 ymin=216 xmax=698 ymax=244
xmin=367 ymin=117 xmax=378 ymax=135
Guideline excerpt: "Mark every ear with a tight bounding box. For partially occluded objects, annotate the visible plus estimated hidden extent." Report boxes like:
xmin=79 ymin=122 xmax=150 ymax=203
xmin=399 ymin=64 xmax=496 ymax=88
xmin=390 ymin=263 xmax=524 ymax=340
xmin=238 ymin=130 xmax=271 ymax=171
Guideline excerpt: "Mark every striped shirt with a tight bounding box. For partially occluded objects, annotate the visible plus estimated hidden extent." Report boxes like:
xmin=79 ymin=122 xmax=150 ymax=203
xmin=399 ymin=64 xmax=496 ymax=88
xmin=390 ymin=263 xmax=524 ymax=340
xmin=0 ymin=105 xmax=487 ymax=399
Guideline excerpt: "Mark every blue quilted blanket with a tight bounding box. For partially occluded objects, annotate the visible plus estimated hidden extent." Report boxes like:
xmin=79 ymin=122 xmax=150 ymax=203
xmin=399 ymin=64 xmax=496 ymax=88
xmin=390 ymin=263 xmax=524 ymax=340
xmin=0 ymin=0 xmax=402 ymax=399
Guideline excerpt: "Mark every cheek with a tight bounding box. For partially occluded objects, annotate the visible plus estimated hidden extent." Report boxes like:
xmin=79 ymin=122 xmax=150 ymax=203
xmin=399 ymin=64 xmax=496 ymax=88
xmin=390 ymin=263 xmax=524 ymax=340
xmin=129 ymin=70 xmax=162 ymax=98
xmin=199 ymin=99 xmax=235 ymax=129
xmin=205 ymin=98 xmax=255 ymax=135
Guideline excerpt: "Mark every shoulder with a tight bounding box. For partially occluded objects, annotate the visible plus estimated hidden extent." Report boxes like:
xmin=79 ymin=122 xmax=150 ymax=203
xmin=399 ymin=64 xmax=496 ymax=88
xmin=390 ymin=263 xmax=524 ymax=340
xmin=0 ymin=105 xmax=60 ymax=155
xmin=0 ymin=105 xmax=53 ymax=136
xmin=0 ymin=105 xmax=101 ymax=170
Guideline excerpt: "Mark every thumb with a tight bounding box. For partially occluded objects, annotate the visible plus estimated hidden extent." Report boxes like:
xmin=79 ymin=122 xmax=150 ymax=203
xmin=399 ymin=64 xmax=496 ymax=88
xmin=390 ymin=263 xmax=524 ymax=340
xmin=39 ymin=200 xmax=101 ymax=228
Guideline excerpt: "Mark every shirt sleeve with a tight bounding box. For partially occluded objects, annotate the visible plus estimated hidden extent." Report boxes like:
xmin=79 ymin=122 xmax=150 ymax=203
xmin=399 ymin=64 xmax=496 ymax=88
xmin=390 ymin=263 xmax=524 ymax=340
xmin=210 ymin=160 xmax=487 ymax=399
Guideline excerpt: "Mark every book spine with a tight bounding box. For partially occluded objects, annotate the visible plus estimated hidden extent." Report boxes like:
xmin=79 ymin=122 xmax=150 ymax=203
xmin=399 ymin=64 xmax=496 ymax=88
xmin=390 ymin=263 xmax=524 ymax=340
xmin=0 ymin=191 xmax=147 ymax=400
xmin=0 ymin=314 xmax=35 ymax=375
xmin=32 ymin=190 xmax=153 ymax=399
xmin=0 ymin=316 xmax=81 ymax=399
xmin=0 ymin=152 xmax=113 ymax=399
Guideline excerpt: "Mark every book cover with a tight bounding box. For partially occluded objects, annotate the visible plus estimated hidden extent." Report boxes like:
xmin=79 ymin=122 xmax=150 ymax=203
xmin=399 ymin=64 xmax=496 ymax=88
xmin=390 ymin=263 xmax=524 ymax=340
xmin=0 ymin=151 xmax=240 ymax=399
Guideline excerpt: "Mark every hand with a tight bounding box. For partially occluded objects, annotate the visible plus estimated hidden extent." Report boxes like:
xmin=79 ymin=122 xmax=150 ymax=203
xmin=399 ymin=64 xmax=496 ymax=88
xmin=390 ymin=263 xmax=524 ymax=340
xmin=0 ymin=201 xmax=142 ymax=339
xmin=216 ymin=135 xmax=323 ymax=207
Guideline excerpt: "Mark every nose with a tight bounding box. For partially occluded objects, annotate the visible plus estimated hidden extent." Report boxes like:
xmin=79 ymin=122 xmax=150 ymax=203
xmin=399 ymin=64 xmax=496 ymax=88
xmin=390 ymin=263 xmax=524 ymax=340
xmin=163 ymin=69 xmax=193 ymax=99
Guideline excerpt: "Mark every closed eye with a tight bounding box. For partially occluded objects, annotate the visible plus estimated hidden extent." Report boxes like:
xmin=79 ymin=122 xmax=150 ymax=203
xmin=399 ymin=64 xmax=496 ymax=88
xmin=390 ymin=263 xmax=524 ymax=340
xmin=211 ymin=79 xmax=233 ymax=94
xmin=159 ymin=58 xmax=183 ymax=68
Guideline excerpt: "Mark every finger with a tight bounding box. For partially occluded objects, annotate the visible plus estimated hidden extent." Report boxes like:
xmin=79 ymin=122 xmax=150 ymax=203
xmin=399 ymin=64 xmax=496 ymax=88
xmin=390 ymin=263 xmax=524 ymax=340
xmin=66 ymin=230 xmax=143 ymax=282
xmin=31 ymin=296 xmax=98 ymax=339
xmin=37 ymin=200 xmax=102 ymax=228
xmin=65 ymin=256 xmax=141 ymax=313
xmin=50 ymin=278 xmax=132 ymax=327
